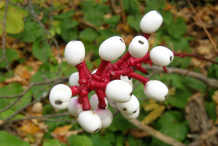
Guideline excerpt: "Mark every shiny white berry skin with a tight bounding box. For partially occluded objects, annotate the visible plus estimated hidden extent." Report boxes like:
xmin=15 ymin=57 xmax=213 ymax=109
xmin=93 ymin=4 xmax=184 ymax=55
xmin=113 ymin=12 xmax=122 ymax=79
xmin=128 ymin=36 xmax=149 ymax=58
xmin=49 ymin=84 xmax=72 ymax=110
xmin=121 ymin=108 xmax=140 ymax=120
xmin=78 ymin=111 xmax=102 ymax=133
xmin=68 ymin=97 xmax=83 ymax=117
xmin=69 ymin=72 xmax=79 ymax=86
xmin=94 ymin=108 xmax=113 ymax=128
xmin=140 ymin=10 xmax=163 ymax=34
xmin=143 ymin=80 xmax=168 ymax=101
xmin=99 ymin=36 xmax=126 ymax=61
xmin=150 ymin=46 xmax=174 ymax=66
xmin=116 ymin=95 xmax=139 ymax=115
xmin=106 ymin=80 xmax=133 ymax=103
xmin=64 ymin=41 xmax=85 ymax=66
xmin=120 ymin=75 xmax=133 ymax=86
xmin=90 ymin=94 xmax=108 ymax=110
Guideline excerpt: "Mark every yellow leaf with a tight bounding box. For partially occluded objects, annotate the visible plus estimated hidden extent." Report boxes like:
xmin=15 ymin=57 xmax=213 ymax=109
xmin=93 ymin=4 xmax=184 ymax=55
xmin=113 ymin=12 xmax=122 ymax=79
xmin=212 ymin=90 xmax=218 ymax=104
xmin=141 ymin=106 xmax=165 ymax=125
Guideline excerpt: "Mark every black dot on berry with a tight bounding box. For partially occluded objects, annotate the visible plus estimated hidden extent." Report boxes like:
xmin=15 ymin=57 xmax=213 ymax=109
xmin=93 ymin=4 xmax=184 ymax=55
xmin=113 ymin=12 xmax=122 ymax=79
xmin=165 ymin=95 xmax=167 ymax=98
xmin=120 ymin=38 xmax=124 ymax=43
xmin=55 ymin=100 xmax=62 ymax=105
xmin=128 ymin=77 xmax=131 ymax=80
xmin=123 ymin=108 xmax=127 ymax=111
xmin=170 ymin=56 xmax=172 ymax=61
xmin=133 ymin=110 xmax=137 ymax=113
xmin=94 ymin=128 xmax=100 ymax=133
xmin=138 ymin=40 xmax=144 ymax=44
xmin=130 ymin=92 xmax=132 ymax=96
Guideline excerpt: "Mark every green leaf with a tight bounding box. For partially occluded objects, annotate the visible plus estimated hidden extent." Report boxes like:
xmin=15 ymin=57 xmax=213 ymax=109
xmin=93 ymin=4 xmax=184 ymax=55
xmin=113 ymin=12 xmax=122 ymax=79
xmin=123 ymin=0 xmax=140 ymax=15
xmin=61 ymin=28 xmax=78 ymax=42
xmin=0 ymin=109 xmax=24 ymax=120
xmin=145 ymin=0 xmax=165 ymax=13
xmin=205 ymin=101 xmax=216 ymax=122
xmin=96 ymin=29 xmax=120 ymax=45
xmin=0 ymin=3 xmax=28 ymax=34
xmin=43 ymin=139 xmax=67 ymax=146
xmin=14 ymin=91 xmax=32 ymax=111
xmin=162 ymin=11 xmax=173 ymax=26
xmin=167 ymin=89 xmax=192 ymax=108
xmin=127 ymin=15 xmax=141 ymax=32
xmin=32 ymin=42 xmax=51 ymax=62
xmin=185 ymin=77 xmax=206 ymax=91
xmin=127 ymin=134 xmax=144 ymax=146
xmin=84 ymin=11 xmax=104 ymax=27
xmin=0 ymin=48 xmax=19 ymax=68
xmin=90 ymin=131 xmax=115 ymax=146
xmin=170 ymin=74 xmax=185 ymax=89
xmin=53 ymin=10 xmax=74 ymax=20
xmin=61 ymin=19 xmax=78 ymax=30
xmin=108 ymin=113 xmax=135 ymax=132
xmin=167 ymin=17 xmax=187 ymax=39
xmin=68 ymin=135 xmax=92 ymax=146
xmin=0 ymin=131 xmax=30 ymax=146
xmin=116 ymin=135 xmax=125 ymax=146
xmin=103 ymin=15 xmax=120 ymax=28
xmin=79 ymin=28 xmax=99 ymax=43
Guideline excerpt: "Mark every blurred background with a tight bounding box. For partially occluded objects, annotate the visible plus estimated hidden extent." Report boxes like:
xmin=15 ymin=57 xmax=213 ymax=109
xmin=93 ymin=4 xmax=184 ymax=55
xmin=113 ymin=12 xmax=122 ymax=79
xmin=0 ymin=0 xmax=218 ymax=145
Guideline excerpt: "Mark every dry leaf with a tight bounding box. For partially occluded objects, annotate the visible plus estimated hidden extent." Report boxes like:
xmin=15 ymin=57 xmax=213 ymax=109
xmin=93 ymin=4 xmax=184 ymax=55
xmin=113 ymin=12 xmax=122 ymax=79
xmin=31 ymin=102 xmax=43 ymax=113
xmin=144 ymin=103 xmax=159 ymax=111
xmin=19 ymin=121 xmax=42 ymax=134
xmin=52 ymin=124 xmax=72 ymax=136
xmin=141 ymin=106 xmax=165 ymax=125
xmin=212 ymin=90 xmax=218 ymax=104
xmin=34 ymin=133 xmax=44 ymax=144
xmin=65 ymin=129 xmax=83 ymax=137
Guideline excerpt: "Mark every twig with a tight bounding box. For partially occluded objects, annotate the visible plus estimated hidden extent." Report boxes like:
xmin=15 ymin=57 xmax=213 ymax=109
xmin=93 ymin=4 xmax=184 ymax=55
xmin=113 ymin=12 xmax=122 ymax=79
xmin=49 ymin=0 xmax=53 ymax=29
xmin=142 ymin=65 xmax=218 ymax=88
xmin=78 ymin=18 xmax=99 ymax=31
xmin=2 ymin=93 xmax=48 ymax=124
xmin=0 ymin=76 xmax=68 ymax=99
xmin=1 ymin=0 xmax=12 ymax=76
xmin=187 ymin=0 xmax=218 ymax=52
xmin=129 ymin=119 xmax=186 ymax=146
xmin=119 ymin=0 xmax=126 ymax=23
xmin=110 ymin=0 xmax=119 ymax=15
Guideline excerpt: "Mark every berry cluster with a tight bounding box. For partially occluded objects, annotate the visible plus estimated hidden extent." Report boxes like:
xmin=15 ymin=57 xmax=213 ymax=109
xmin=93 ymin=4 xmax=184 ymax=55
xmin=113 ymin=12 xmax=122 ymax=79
xmin=49 ymin=10 xmax=175 ymax=133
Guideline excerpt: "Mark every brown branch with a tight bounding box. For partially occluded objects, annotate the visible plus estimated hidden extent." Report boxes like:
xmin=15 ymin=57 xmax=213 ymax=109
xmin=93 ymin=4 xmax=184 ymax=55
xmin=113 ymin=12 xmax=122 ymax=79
xmin=143 ymin=65 xmax=218 ymax=88
xmin=49 ymin=0 xmax=53 ymax=29
xmin=1 ymin=0 xmax=12 ymax=76
xmin=187 ymin=0 xmax=218 ymax=52
xmin=78 ymin=18 xmax=99 ymax=31
xmin=129 ymin=119 xmax=185 ymax=146
xmin=119 ymin=0 xmax=126 ymax=23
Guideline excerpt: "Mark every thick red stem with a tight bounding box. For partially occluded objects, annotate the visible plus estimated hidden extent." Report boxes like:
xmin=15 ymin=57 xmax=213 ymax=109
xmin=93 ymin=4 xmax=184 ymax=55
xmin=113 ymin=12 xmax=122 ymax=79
xmin=135 ymin=63 xmax=149 ymax=75
xmin=126 ymin=72 xmax=149 ymax=85
xmin=76 ymin=61 xmax=88 ymax=85
xmin=95 ymin=89 xmax=107 ymax=109
xmin=143 ymin=33 xmax=150 ymax=40
xmin=109 ymin=67 xmax=135 ymax=78
xmin=112 ymin=51 xmax=131 ymax=70
xmin=83 ymin=62 xmax=92 ymax=79
xmin=93 ymin=59 xmax=109 ymax=81
xmin=79 ymin=87 xmax=91 ymax=110
xmin=89 ymin=80 xmax=108 ymax=90
xmin=70 ymin=86 xmax=80 ymax=96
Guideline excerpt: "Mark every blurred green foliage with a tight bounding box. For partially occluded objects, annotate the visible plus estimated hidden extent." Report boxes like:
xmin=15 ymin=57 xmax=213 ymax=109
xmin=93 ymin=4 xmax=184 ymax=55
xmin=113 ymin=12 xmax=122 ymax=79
xmin=0 ymin=0 xmax=217 ymax=146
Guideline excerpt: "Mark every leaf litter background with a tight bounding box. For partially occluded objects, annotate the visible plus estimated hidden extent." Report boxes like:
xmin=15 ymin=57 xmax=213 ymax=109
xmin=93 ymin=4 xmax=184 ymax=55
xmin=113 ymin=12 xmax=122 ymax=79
xmin=0 ymin=0 xmax=218 ymax=146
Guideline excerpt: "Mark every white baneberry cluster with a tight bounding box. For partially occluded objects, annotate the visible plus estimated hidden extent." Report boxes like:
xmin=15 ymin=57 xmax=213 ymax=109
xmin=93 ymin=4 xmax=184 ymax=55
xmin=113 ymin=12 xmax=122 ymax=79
xmin=49 ymin=10 xmax=174 ymax=133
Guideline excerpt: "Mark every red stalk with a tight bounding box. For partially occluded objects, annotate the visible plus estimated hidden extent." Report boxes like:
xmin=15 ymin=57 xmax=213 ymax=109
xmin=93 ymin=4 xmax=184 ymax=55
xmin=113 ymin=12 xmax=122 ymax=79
xmin=89 ymin=80 xmax=108 ymax=90
xmin=95 ymin=89 xmax=107 ymax=109
xmin=112 ymin=51 xmax=131 ymax=70
xmin=76 ymin=61 xmax=88 ymax=85
xmin=93 ymin=59 xmax=109 ymax=81
xmin=70 ymin=86 xmax=80 ymax=96
xmin=143 ymin=33 xmax=150 ymax=40
xmin=109 ymin=67 xmax=135 ymax=78
xmin=126 ymin=72 xmax=149 ymax=85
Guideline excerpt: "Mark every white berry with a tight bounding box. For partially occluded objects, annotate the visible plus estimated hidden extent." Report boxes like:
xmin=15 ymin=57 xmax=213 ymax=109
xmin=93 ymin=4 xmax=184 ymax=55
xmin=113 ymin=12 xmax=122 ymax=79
xmin=106 ymin=80 xmax=133 ymax=103
xmin=120 ymin=75 xmax=133 ymax=86
xmin=140 ymin=10 xmax=163 ymax=34
xmin=90 ymin=94 xmax=108 ymax=110
xmin=99 ymin=36 xmax=126 ymax=61
xmin=69 ymin=72 xmax=79 ymax=86
xmin=121 ymin=108 xmax=140 ymax=120
xmin=150 ymin=46 xmax=174 ymax=66
xmin=116 ymin=95 xmax=139 ymax=115
xmin=68 ymin=97 xmax=83 ymax=117
xmin=94 ymin=108 xmax=113 ymax=128
xmin=78 ymin=111 xmax=102 ymax=133
xmin=49 ymin=84 xmax=72 ymax=110
xmin=64 ymin=41 xmax=85 ymax=66
xmin=143 ymin=80 xmax=168 ymax=101
xmin=128 ymin=36 xmax=149 ymax=58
